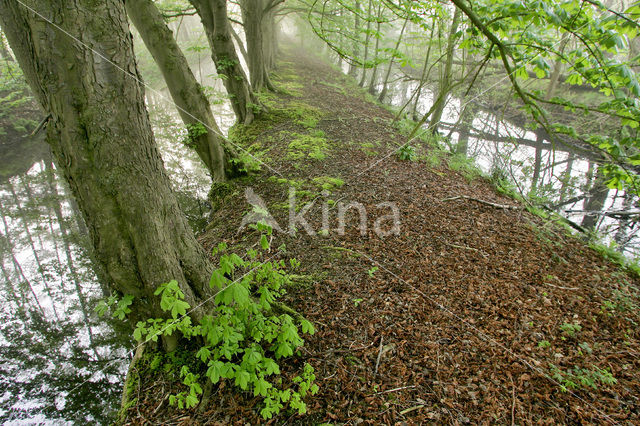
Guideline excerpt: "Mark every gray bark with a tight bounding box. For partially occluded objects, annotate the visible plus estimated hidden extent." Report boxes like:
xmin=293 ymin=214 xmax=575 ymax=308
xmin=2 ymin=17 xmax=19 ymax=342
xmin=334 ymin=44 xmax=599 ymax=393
xmin=125 ymin=0 xmax=227 ymax=181
xmin=191 ymin=0 xmax=257 ymax=124
xmin=428 ymin=8 xmax=461 ymax=133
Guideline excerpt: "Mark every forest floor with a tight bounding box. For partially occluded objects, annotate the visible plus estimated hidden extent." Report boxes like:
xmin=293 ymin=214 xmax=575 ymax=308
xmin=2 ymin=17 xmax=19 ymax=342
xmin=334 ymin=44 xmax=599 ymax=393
xmin=126 ymin=45 xmax=640 ymax=424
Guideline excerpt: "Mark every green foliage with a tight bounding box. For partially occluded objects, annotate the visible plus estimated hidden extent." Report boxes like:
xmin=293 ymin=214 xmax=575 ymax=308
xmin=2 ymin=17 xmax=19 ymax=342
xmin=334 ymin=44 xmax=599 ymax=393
xmin=396 ymin=145 xmax=417 ymax=161
xmin=559 ymin=321 xmax=582 ymax=338
xmin=128 ymin=228 xmax=317 ymax=419
xmin=589 ymin=240 xmax=640 ymax=278
xmin=447 ymin=154 xmax=480 ymax=182
xmin=311 ymin=176 xmax=344 ymax=191
xmin=537 ymin=339 xmax=551 ymax=349
xmin=181 ymin=123 xmax=208 ymax=149
xmin=549 ymin=364 xmax=617 ymax=392
xmin=286 ymin=130 xmax=329 ymax=161
xmin=94 ymin=293 xmax=134 ymax=321
xmin=0 ymin=61 xmax=38 ymax=136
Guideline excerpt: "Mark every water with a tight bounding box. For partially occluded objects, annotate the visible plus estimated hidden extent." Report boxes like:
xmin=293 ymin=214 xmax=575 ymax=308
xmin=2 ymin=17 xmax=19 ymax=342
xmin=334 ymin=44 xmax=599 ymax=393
xmin=357 ymin=64 xmax=639 ymax=258
xmin=0 ymin=17 xmax=236 ymax=423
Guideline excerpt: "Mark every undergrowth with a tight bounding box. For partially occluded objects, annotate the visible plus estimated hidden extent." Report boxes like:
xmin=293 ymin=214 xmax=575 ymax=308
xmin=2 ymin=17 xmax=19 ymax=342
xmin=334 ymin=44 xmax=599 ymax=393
xmin=101 ymin=224 xmax=318 ymax=420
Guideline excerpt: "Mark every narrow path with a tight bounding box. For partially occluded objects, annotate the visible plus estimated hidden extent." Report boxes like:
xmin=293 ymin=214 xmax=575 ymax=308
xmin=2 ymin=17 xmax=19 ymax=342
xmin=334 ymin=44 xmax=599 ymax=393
xmin=143 ymin=45 xmax=640 ymax=424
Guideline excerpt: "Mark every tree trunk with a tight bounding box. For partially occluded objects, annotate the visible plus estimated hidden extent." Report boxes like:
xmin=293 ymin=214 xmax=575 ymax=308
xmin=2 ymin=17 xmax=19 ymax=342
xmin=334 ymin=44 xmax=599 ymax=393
xmin=229 ymin=22 xmax=250 ymax=66
xmin=348 ymin=1 xmax=361 ymax=77
xmin=358 ymin=0 xmax=373 ymax=87
xmin=191 ymin=0 xmax=257 ymax=124
xmin=378 ymin=16 xmax=409 ymax=103
xmin=126 ymin=0 xmax=228 ymax=181
xmin=428 ymin=8 xmax=461 ymax=133
xmin=0 ymin=0 xmax=216 ymax=324
xmin=240 ymin=0 xmax=276 ymax=91
xmin=581 ymin=167 xmax=610 ymax=230
xmin=412 ymin=19 xmax=436 ymax=121
xmin=367 ymin=4 xmax=383 ymax=95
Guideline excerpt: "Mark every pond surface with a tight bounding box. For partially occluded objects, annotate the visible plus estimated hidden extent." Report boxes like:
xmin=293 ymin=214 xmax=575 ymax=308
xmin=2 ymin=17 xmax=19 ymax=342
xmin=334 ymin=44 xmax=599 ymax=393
xmin=0 ymin=18 xmax=235 ymax=423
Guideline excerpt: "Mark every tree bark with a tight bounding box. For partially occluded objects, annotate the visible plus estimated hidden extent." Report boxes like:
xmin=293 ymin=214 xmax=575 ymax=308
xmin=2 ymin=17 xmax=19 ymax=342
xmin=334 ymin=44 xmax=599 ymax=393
xmin=428 ymin=8 xmax=461 ymax=133
xmin=240 ymin=0 xmax=276 ymax=91
xmin=191 ymin=0 xmax=257 ymax=124
xmin=126 ymin=0 xmax=228 ymax=181
xmin=0 ymin=0 xmax=216 ymax=323
xmin=378 ymin=15 xmax=409 ymax=103
xmin=581 ymin=166 xmax=610 ymax=230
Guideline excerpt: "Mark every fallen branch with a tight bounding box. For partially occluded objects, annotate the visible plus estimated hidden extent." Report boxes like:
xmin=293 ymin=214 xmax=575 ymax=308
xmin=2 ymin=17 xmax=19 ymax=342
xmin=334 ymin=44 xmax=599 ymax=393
xmin=441 ymin=195 xmax=520 ymax=210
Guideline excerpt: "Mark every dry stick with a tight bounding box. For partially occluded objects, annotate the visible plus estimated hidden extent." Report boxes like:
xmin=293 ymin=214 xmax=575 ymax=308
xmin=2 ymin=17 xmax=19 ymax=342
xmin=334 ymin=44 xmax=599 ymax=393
xmin=374 ymin=336 xmax=384 ymax=376
xmin=371 ymin=385 xmax=416 ymax=396
xmin=441 ymin=195 xmax=520 ymax=210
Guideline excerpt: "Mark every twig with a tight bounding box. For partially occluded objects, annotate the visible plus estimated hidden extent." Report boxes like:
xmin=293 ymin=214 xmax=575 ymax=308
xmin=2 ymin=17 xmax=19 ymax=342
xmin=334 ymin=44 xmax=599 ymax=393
xmin=374 ymin=336 xmax=384 ymax=376
xmin=371 ymin=385 xmax=416 ymax=396
xmin=441 ymin=195 xmax=520 ymax=210
xmin=542 ymin=281 xmax=579 ymax=291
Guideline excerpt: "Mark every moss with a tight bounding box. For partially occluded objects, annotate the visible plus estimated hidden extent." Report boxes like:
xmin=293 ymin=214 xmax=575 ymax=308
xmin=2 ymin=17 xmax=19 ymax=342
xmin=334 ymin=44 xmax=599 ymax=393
xmin=312 ymin=176 xmax=344 ymax=192
xmin=286 ymin=130 xmax=329 ymax=161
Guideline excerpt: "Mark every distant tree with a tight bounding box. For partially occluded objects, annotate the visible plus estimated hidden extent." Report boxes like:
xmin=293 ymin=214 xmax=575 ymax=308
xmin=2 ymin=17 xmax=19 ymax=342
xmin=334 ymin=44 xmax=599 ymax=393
xmin=190 ymin=0 xmax=259 ymax=124
xmin=126 ymin=0 xmax=230 ymax=181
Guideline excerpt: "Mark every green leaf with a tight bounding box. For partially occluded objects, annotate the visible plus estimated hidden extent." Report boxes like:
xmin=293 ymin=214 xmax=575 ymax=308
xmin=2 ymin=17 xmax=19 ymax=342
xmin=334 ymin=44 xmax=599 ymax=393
xmin=235 ymin=370 xmax=251 ymax=390
xmin=209 ymin=270 xmax=226 ymax=289
xmin=260 ymin=234 xmax=270 ymax=251
xmin=300 ymin=319 xmax=315 ymax=335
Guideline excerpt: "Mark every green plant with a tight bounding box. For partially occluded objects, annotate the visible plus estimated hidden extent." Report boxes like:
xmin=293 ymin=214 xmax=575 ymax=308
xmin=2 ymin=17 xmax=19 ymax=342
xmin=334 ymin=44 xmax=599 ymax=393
xmin=129 ymin=225 xmax=318 ymax=419
xmin=549 ymin=364 xmax=616 ymax=392
xmin=367 ymin=266 xmax=379 ymax=277
xmin=559 ymin=322 xmax=582 ymax=338
xmin=353 ymin=298 xmax=363 ymax=307
xmin=538 ymin=340 xmax=551 ymax=349
xmin=181 ymin=123 xmax=208 ymax=149
xmin=312 ymin=176 xmax=344 ymax=192
xmin=396 ymin=145 xmax=417 ymax=161
xmin=95 ymin=293 xmax=134 ymax=320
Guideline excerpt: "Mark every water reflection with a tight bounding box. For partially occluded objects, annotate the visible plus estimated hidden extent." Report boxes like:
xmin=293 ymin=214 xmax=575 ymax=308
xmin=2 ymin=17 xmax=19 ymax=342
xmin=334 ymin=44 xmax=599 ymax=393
xmin=356 ymin=63 xmax=639 ymax=258
xmin=0 ymin=16 xmax=236 ymax=423
xmin=0 ymin=163 xmax=131 ymax=424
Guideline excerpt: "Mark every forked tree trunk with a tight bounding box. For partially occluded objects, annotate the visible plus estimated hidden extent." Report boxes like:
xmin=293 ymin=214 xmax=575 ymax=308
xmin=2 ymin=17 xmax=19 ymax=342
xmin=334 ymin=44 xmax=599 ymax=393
xmin=0 ymin=0 xmax=215 ymax=324
xmin=191 ymin=0 xmax=258 ymax=124
xmin=126 ymin=0 xmax=228 ymax=181
xmin=240 ymin=0 xmax=276 ymax=91
xmin=428 ymin=8 xmax=461 ymax=133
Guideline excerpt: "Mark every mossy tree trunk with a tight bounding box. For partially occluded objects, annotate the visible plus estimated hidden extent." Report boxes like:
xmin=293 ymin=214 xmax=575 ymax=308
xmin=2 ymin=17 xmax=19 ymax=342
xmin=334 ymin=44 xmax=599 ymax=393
xmin=190 ymin=0 xmax=258 ymax=124
xmin=126 ymin=0 xmax=228 ymax=181
xmin=0 ymin=0 xmax=216 ymax=323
